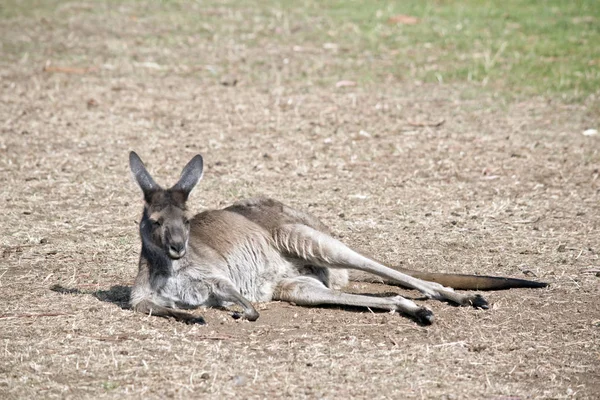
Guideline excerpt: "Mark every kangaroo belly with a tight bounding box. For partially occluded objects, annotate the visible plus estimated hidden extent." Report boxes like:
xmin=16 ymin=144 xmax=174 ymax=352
xmin=224 ymin=233 xmax=296 ymax=302
xmin=188 ymin=210 xmax=299 ymax=302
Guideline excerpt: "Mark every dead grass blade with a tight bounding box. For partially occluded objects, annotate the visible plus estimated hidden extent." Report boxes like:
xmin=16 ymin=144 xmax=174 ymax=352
xmin=407 ymin=119 xmax=445 ymax=127
xmin=0 ymin=312 xmax=72 ymax=320
xmin=43 ymin=65 xmax=97 ymax=74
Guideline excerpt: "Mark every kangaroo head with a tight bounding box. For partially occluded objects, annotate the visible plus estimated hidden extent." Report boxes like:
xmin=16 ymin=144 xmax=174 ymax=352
xmin=129 ymin=151 xmax=203 ymax=260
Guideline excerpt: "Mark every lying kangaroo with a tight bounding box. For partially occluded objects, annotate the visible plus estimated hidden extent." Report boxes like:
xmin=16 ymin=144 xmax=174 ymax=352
xmin=128 ymin=152 xmax=547 ymax=325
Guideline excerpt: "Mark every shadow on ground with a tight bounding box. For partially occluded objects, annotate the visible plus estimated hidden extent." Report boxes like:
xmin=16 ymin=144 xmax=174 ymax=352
xmin=50 ymin=284 xmax=131 ymax=309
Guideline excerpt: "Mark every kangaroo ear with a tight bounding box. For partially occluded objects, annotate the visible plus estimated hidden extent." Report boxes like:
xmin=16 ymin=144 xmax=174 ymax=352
xmin=129 ymin=151 xmax=161 ymax=201
xmin=171 ymin=154 xmax=203 ymax=198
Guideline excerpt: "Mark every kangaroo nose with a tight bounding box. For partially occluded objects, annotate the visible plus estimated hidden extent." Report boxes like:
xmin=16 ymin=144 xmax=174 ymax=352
xmin=168 ymin=243 xmax=186 ymax=259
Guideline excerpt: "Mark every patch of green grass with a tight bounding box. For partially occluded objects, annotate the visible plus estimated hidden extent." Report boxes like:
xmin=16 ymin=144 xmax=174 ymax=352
xmin=272 ymin=0 xmax=600 ymax=99
xmin=1 ymin=0 xmax=598 ymax=100
xmin=101 ymin=381 xmax=119 ymax=391
xmin=0 ymin=0 xmax=61 ymax=18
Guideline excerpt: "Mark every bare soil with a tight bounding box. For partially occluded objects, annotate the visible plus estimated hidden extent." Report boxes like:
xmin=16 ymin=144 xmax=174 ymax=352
xmin=1 ymin=2 xmax=599 ymax=399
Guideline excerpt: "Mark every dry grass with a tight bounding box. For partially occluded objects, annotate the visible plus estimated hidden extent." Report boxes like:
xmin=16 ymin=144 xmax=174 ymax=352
xmin=1 ymin=1 xmax=600 ymax=399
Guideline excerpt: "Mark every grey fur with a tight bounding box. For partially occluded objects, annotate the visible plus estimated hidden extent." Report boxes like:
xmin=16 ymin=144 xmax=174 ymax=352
xmin=128 ymin=152 xmax=494 ymax=325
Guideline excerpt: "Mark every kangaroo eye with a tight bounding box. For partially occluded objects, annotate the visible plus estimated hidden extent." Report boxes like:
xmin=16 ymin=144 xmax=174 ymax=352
xmin=184 ymin=219 xmax=191 ymax=226
xmin=151 ymin=219 xmax=162 ymax=227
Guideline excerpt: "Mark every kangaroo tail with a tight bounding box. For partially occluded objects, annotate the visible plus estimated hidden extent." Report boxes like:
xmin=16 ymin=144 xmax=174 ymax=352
xmin=349 ymin=266 xmax=548 ymax=291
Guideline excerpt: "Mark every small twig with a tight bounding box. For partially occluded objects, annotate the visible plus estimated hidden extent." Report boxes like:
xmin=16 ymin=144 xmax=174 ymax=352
xmin=43 ymin=65 xmax=97 ymax=74
xmin=520 ymin=270 xmax=537 ymax=277
xmin=2 ymin=244 xmax=36 ymax=250
xmin=580 ymin=268 xmax=600 ymax=277
xmin=518 ymin=266 xmax=538 ymax=277
xmin=567 ymin=276 xmax=581 ymax=289
xmin=511 ymin=217 xmax=541 ymax=224
xmin=432 ymin=340 xmax=466 ymax=348
xmin=87 ymin=335 xmax=131 ymax=342
xmin=0 ymin=312 xmax=71 ymax=320
xmin=387 ymin=335 xmax=399 ymax=347
xmin=191 ymin=335 xmax=235 ymax=341
xmin=407 ymin=119 xmax=445 ymax=127
xmin=488 ymin=216 xmax=541 ymax=225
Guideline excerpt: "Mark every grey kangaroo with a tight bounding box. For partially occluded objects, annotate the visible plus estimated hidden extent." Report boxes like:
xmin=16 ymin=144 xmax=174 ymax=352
xmin=128 ymin=151 xmax=547 ymax=325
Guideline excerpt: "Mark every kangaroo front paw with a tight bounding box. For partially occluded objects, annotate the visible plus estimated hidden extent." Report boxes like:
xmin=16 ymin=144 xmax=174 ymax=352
xmin=244 ymin=309 xmax=260 ymax=321
xmin=232 ymin=309 xmax=260 ymax=321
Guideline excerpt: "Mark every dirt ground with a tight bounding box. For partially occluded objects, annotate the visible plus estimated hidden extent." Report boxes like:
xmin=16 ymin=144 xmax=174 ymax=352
xmin=1 ymin=2 xmax=600 ymax=399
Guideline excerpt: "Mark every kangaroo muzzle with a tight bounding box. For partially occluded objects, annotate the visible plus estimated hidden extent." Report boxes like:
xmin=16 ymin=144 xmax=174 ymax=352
xmin=168 ymin=242 xmax=186 ymax=259
xmin=166 ymin=228 xmax=187 ymax=259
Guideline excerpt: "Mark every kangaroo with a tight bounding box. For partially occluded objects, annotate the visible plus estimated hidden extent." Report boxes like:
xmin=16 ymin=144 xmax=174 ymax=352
xmin=128 ymin=152 xmax=547 ymax=325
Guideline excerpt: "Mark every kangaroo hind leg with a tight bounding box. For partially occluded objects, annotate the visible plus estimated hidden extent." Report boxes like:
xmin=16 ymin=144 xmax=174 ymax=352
xmin=273 ymin=224 xmax=488 ymax=309
xmin=273 ymin=276 xmax=434 ymax=325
